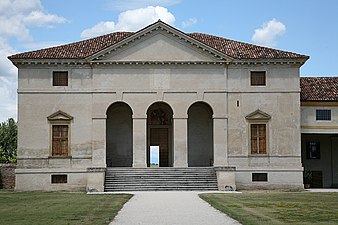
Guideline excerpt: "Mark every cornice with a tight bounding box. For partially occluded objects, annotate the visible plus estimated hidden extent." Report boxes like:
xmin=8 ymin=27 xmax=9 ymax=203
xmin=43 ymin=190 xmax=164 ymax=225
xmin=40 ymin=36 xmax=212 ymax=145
xmin=12 ymin=59 xmax=305 ymax=67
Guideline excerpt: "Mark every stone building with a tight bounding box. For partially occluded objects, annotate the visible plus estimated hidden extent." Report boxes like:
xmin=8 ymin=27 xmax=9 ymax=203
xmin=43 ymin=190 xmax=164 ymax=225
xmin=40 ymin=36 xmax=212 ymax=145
xmin=8 ymin=21 xmax=310 ymax=191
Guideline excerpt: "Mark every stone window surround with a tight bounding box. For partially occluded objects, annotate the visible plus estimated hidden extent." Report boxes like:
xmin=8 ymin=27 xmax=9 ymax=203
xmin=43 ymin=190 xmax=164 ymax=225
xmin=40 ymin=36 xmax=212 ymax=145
xmin=245 ymin=109 xmax=271 ymax=156
xmin=47 ymin=111 xmax=73 ymax=158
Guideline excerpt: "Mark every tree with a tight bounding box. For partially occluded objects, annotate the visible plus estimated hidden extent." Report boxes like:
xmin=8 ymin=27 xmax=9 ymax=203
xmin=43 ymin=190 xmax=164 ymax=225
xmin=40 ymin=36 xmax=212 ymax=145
xmin=0 ymin=118 xmax=17 ymax=163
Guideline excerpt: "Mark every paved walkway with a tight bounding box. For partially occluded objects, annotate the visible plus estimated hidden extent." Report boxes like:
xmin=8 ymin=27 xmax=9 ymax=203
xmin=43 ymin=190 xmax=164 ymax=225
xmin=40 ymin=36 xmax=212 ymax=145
xmin=109 ymin=191 xmax=241 ymax=225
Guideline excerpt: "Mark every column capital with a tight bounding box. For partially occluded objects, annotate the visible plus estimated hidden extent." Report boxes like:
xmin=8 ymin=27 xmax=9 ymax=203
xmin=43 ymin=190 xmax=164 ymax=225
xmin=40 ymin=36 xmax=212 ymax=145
xmin=132 ymin=115 xmax=147 ymax=119
xmin=173 ymin=115 xmax=188 ymax=119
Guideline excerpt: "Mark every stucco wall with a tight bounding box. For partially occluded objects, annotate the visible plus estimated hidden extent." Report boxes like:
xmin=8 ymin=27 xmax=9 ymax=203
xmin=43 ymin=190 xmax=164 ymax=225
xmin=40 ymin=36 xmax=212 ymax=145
xmin=227 ymin=65 xmax=302 ymax=171
xmin=301 ymin=106 xmax=338 ymax=133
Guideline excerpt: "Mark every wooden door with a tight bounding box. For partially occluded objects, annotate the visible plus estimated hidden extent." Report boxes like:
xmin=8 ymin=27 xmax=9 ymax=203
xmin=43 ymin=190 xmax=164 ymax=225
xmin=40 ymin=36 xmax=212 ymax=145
xmin=150 ymin=128 xmax=169 ymax=167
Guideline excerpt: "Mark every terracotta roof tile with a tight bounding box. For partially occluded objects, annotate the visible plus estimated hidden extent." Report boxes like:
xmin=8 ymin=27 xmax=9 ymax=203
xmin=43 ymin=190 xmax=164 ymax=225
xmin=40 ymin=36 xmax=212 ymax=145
xmin=9 ymin=32 xmax=134 ymax=59
xmin=300 ymin=77 xmax=338 ymax=101
xmin=8 ymin=31 xmax=308 ymax=60
xmin=188 ymin=33 xmax=307 ymax=59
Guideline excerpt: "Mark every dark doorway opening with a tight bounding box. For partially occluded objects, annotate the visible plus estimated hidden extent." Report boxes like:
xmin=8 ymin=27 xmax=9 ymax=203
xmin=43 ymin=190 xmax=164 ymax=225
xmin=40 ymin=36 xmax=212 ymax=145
xmin=106 ymin=102 xmax=133 ymax=167
xmin=188 ymin=102 xmax=214 ymax=167
xmin=147 ymin=102 xmax=173 ymax=167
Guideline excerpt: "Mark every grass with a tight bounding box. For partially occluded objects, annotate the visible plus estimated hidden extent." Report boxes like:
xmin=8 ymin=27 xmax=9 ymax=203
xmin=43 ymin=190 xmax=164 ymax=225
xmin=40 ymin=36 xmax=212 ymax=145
xmin=0 ymin=190 xmax=132 ymax=225
xmin=200 ymin=191 xmax=338 ymax=225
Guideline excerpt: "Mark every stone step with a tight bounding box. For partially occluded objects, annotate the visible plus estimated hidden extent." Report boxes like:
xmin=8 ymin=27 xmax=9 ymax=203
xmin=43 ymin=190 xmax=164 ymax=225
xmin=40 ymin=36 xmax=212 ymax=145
xmin=104 ymin=167 xmax=218 ymax=192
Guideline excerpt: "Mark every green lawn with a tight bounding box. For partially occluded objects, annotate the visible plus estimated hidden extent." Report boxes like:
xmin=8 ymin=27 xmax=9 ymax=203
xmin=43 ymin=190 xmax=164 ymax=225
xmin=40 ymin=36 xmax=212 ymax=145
xmin=200 ymin=192 xmax=338 ymax=225
xmin=0 ymin=191 xmax=132 ymax=225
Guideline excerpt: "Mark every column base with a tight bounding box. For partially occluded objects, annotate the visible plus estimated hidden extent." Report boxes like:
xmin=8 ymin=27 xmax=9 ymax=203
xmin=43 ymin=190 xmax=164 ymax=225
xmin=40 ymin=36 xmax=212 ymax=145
xmin=214 ymin=166 xmax=236 ymax=191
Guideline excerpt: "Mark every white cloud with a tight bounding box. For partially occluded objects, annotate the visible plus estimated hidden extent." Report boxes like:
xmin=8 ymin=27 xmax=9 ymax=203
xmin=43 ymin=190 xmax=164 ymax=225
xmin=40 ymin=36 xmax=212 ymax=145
xmin=0 ymin=0 xmax=67 ymax=122
xmin=107 ymin=0 xmax=180 ymax=11
xmin=23 ymin=11 xmax=67 ymax=26
xmin=81 ymin=6 xmax=175 ymax=38
xmin=0 ymin=38 xmax=18 ymax=122
xmin=0 ymin=0 xmax=67 ymax=41
xmin=0 ymin=76 xmax=17 ymax=122
xmin=181 ymin=17 xmax=197 ymax=28
xmin=81 ymin=22 xmax=116 ymax=39
xmin=252 ymin=18 xmax=286 ymax=47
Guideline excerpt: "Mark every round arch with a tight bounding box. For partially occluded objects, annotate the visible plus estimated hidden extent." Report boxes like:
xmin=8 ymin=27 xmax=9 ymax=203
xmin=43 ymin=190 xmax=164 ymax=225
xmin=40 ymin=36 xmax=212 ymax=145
xmin=146 ymin=101 xmax=174 ymax=167
xmin=187 ymin=101 xmax=214 ymax=167
xmin=106 ymin=102 xmax=133 ymax=167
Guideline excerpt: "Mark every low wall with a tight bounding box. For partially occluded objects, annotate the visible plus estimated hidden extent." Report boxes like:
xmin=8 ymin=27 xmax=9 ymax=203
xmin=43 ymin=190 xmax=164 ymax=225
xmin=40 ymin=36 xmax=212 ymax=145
xmin=0 ymin=163 xmax=16 ymax=189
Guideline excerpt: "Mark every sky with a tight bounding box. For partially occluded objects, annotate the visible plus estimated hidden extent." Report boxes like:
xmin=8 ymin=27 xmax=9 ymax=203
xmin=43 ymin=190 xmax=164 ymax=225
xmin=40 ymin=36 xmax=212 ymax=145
xmin=0 ymin=0 xmax=338 ymax=122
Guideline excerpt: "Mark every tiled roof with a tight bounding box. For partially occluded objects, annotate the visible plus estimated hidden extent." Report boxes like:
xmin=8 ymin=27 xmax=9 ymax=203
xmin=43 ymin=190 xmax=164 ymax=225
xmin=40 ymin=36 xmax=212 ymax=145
xmin=189 ymin=33 xmax=307 ymax=59
xmin=8 ymin=31 xmax=308 ymax=60
xmin=300 ymin=77 xmax=338 ymax=101
xmin=9 ymin=32 xmax=134 ymax=59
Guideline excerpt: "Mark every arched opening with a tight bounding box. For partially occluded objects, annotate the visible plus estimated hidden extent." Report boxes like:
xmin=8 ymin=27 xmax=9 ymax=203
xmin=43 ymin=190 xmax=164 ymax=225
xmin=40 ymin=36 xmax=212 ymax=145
xmin=188 ymin=102 xmax=213 ymax=167
xmin=106 ymin=102 xmax=133 ymax=167
xmin=147 ymin=102 xmax=173 ymax=167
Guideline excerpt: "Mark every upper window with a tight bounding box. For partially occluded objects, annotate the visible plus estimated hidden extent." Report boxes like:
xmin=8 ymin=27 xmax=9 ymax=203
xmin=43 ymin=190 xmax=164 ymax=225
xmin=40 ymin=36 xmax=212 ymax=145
xmin=53 ymin=71 xmax=68 ymax=86
xmin=306 ymin=141 xmax=320 ymax=159
xmin=250 ymin=71 xmax=266 ymax=86
xmin=316 ymin=109 xmax=331 ymax=120
xmin=251 ymin=124 xmax=267 ymax=154
xmin=52 ymin=125 xmax=69 ymax=156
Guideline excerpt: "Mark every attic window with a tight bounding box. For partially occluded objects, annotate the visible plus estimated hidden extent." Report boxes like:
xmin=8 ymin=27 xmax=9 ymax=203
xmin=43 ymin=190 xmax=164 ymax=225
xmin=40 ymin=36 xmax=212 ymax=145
xmin=53 ymin=71 xmax=68 ymax=86
xmin=316 ymin=109 xmax=331 ymax=120
xmin=250 ymin=71 xmax=266 ymax=86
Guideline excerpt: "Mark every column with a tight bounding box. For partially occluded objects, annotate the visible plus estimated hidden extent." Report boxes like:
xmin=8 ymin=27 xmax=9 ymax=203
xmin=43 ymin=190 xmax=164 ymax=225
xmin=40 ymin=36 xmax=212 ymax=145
xmin=132 ymin=116 xmax=147 ymax=168
xmin=88 ymin=117 xmax=106 ymax=192
xmin=173 ymin=116 xmax=188 ymax=167
xmin=91 ymin=118 xmax=106 ymax=167
xmin=213 ymin=117 xmax=228 ymax=166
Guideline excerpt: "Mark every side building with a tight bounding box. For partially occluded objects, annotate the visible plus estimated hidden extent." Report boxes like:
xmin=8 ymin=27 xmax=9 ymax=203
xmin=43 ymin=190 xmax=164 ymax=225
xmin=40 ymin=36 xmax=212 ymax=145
xmin=301 ymin=77 xmax=338 ymax=188
xmin=8 ymin=21 xmax=308 ymax=191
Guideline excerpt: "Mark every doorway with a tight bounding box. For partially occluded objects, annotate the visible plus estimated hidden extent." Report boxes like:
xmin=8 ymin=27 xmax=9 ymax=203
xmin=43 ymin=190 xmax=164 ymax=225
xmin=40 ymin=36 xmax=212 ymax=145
xmin=188 ymin=102 xmax=213 ymax=166
xmin=147 ymin=102 xmax=173 ymax=167
xmin=106 ymin=102 xmax=133 ymax=167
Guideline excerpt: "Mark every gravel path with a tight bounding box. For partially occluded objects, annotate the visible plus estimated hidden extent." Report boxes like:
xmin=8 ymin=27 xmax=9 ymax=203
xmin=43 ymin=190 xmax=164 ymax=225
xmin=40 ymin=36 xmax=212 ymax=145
xmin=110 ymin=191 xmax=241 ymax=225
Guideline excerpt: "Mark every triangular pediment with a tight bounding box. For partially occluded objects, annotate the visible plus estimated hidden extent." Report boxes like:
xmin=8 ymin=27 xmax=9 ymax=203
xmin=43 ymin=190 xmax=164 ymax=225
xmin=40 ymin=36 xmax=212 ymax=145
xmin=87 ymin=20 xmax=233 ymax=62
xmin=245 ymin=109 xmax=271 ymax=121
xmin=47 ymin=110 xmax=73 ymax=121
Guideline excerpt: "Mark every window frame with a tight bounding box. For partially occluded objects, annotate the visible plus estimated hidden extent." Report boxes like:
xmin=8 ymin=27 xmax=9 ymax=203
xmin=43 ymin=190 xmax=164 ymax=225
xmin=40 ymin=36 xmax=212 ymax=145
xmin=250 ymin=71 xmax=266 ymax=86
xmin=51 ymin=174 xmax=68 ymax=184
xmin=245 ymin=110 xmax=271 ymax=156
xmin=306 ymin=141 xmax=320 ymax=159
xmin=252 ymin=173 xmax=268 ymax=182
xmin=47 ymin=111 xmax=73 ymax=158
xmin=250 ymin=124 xmax=267 ymax=154
xmin=52 ymin=71 xmax=69 ymax=87
xmin=51 ymin=124 xmax=70 ymax=157
xmin=316 ymin=109 xmax=331 ymax=121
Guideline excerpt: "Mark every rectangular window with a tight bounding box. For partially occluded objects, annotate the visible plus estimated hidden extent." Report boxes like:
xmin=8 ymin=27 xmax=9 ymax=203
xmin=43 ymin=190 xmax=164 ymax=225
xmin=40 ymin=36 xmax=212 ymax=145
xmin=316 ymin=109 xmax=331 ymax=120
xmin=53 ymin=71 xmax=68 ymax=86
xmin=250 ymin=71 xmax=266 ymax=86
xmin=306 ymin=141 xmax=320 ymax=159
xmin=252 ymin=173 xmax=268 ymax=182
xmin=52 ymin=125 xmax=69 ymax=156
xmin=251 ymin=124 xmax=266 ymax=154
xmin=51 ymin=175 xmax=67 ymax=184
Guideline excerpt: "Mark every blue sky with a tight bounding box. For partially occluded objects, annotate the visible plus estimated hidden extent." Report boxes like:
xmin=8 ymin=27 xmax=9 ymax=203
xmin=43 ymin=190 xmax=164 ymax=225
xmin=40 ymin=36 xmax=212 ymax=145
xmin=0 ymin=0 xmax=338 ymax=122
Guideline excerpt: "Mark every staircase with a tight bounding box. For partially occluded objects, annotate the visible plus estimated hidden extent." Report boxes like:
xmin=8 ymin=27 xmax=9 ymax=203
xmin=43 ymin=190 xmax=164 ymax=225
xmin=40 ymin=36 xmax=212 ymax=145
xmin=104 ymin=167 xmax=218 ymax=191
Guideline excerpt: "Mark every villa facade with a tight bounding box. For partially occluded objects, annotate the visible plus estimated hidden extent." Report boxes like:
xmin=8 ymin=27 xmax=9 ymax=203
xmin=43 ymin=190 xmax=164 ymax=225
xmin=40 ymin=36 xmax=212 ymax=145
xmin=9 ymin=21 xmax=313 ymax=191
